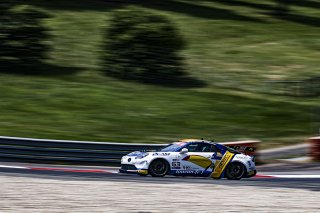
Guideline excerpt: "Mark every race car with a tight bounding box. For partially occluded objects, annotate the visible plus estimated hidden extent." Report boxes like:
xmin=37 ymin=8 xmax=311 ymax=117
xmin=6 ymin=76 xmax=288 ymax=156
xmin=120 ymin=139 xmax=257 ymax=180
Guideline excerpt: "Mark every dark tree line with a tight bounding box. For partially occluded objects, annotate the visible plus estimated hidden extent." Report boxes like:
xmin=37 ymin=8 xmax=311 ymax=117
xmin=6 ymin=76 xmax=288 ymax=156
xmin=101 ymin=7 xmax=189 ymax=85
xmin=0 ymin=1 xmax=51 ymax=73
xmin=274 ymin=0 xmax=290 ymax=15
xmin=0 ymin=3 xmax=196 ymax=86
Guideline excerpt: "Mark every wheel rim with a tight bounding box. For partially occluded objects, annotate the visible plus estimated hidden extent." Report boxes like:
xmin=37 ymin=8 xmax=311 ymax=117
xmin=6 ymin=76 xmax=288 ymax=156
xmin=151 ymin=161 xmax=167 ymax=175
xmin=229 ymin=163 xmax=244 ymax=178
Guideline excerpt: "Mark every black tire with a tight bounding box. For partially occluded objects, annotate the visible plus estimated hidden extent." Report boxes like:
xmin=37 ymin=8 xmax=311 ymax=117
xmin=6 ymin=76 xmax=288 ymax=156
xmin=148 ymin=159 xmax=169 ymax=177
xmin=225 ymin=162 xmax=246 ymax=180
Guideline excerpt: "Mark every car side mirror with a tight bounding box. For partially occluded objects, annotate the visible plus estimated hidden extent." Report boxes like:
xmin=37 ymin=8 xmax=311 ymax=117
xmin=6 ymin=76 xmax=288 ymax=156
xmin=180 ymin=148 xmax=188 ymax=154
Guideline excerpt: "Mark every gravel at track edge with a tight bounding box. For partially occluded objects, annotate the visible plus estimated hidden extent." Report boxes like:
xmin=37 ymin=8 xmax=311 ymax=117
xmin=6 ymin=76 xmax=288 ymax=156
xmin=0 ymin=175 xmax=319 ymax=213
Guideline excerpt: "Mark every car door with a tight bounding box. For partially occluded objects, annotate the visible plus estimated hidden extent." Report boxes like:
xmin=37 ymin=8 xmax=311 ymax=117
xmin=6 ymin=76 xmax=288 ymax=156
xmin=179 ymin=142 xmax=215 ymax=175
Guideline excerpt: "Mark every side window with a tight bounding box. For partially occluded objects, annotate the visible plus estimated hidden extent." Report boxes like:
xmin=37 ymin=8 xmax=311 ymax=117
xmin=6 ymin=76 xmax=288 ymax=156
xmin=201 ymin=143 xmax=212 ymax=152
xmin=185 ymin=143 xmax=212 ymax=152
xmin=185 ymin=143 xmax=199 ymax=152
xmin=210 ymin=145 xmax=221 ymax=153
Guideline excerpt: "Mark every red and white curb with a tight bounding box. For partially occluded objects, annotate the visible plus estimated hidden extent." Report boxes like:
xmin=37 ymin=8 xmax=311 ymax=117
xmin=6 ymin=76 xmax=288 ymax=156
xmin=0 ymin=164 xmax=118 ymax=174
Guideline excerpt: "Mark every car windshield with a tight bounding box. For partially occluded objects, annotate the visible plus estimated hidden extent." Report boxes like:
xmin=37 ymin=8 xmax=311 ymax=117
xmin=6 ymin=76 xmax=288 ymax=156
xmin=160 ymin=143 xmax=185 ymax=152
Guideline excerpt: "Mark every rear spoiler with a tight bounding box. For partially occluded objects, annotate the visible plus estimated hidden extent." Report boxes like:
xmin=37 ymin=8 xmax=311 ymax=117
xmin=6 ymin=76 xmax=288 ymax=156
xmin=227 ymin=145 xmax=257 ymax=153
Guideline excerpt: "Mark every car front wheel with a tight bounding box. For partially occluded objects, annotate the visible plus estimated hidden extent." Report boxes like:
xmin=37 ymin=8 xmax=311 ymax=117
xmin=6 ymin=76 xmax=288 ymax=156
xmin=225 ymin=162 xmax=246 ymax=180
xmin=148 ymin=159 xmax=169 ymax=177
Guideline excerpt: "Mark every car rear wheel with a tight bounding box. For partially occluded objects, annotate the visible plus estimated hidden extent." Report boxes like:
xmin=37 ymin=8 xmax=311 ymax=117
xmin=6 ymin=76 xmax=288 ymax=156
xmin=225 ymin=162 xmax=246 ymax=180
xmin=149 ymin=159 xmax=169 ymax=177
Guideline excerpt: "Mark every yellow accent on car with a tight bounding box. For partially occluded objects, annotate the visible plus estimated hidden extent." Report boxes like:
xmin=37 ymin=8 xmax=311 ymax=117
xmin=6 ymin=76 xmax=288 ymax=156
xmin=211 ymin=151 xmax=235 ymax=179
xmin=248 ymin=170 xmax=255 ymax=176
xmin=138 ymin=170 xmax=148 ymax=175
xmin=185 ymin=155 xmax=212 ymax=168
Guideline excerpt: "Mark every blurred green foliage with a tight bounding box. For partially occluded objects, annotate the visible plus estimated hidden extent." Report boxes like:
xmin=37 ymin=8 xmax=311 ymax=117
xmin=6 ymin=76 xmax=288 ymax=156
xmin=101 ymin=7 xmax=190 ymax=85
xmin=0 ymin=1 xmax=51 ymax=73
xmin=0 ymin=0 xmax=319 ymax=147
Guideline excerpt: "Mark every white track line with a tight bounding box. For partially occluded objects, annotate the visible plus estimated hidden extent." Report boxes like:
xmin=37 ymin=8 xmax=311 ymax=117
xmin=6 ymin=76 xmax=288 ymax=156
xmin=271 ymin=175 xmax=320 ymax=178
xmin=0 ymin=165 xmax=29 ymax=169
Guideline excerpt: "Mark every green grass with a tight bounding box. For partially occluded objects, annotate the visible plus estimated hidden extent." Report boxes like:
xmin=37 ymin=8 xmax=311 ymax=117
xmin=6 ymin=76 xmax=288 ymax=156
xmin=38 ymin=0 xmax=320 ymax=90
xmin=0 ymin=0 xmax=319 ymax=148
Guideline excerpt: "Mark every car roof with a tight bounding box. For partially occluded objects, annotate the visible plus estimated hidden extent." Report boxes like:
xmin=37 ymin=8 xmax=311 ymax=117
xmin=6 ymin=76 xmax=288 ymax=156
xmin=175 ymin=139 xmax=215 ymax=144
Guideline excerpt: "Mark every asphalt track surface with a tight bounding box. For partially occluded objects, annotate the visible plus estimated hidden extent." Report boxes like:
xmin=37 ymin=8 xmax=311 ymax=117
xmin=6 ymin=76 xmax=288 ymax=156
xmin=1 ymin=162 xmax=320 ymax=212
xmin=0 ymin=162 xmax=319 ymax=191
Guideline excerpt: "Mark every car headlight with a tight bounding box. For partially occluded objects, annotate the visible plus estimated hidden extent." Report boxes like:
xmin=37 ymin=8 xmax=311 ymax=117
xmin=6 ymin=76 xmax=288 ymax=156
xmin=136 ymin=153 xmax=149 ymax=159
xmin=121 ymin=156 xmax=126 ymax=163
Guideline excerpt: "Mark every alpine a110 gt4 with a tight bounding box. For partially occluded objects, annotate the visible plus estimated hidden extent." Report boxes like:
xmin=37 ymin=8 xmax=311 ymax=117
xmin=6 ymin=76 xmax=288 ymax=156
xmin=120 ymin=139 xmax=256 ymax=180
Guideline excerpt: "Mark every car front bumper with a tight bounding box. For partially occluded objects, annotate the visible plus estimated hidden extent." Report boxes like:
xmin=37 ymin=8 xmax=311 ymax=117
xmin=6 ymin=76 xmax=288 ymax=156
xmin=119 ymin=164 xmax=148 ymax=175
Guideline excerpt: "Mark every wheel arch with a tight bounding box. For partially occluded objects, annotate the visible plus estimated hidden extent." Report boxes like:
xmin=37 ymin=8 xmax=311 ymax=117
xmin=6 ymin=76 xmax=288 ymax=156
xmin=149 ymin=158 xmax=171 ymax=170
xmin=227 ymin=160 xmax=248 ymax=177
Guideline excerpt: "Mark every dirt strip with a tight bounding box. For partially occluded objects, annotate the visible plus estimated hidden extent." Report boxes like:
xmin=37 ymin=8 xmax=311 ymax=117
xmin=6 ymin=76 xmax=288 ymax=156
xmin=0 ymin=175 xmax=319 ymax=213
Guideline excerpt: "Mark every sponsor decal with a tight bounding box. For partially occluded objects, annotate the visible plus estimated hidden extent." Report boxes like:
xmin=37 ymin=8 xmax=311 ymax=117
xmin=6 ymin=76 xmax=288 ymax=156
xmin=172 ymin=161 xmax=180 ymax=167
xmin=211 ymin=160 xmax=220 ymax=171
xmin=172 ymin=167 xmax=181 ymax=170
xmin=172 ymin=161 xmax=181 ymax=170
xmin=182 ymin=155 xmax=212 ymax=169
xmin=182 ymin=166 xmax=192 ymax=170
xmin=175 ymin=170 xmax=201 ymax=175
xmin=152 ymin=152 xmax=171 ymax=156
xmin=211 ymin=151 xmax=235 ymax=179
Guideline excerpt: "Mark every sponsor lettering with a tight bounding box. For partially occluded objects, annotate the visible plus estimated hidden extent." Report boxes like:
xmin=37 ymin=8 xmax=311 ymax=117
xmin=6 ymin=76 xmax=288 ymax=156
xmin=211 ymin=151 xmax=235 ymax=179
xmin=175 ymin=170 xmax=201 ymax=175
xmin=172 ymin=162 xmax=180 ymax=167
xmin=152 ymin=152 xmax=171 ymax=156
xmin=172 ymin=167 xmax=181 ymax=170
xmin=183 ymin=166 xmax=191 ymax=170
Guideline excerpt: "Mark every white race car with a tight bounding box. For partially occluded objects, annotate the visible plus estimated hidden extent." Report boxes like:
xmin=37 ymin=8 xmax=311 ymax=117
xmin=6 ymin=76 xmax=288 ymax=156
xmin=120 ymin=139 xmax=256 ymax=180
